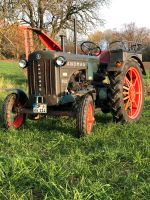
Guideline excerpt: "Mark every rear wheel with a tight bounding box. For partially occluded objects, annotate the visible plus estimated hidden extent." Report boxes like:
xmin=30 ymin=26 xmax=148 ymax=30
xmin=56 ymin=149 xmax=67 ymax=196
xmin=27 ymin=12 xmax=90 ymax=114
xmin=109 ymin=59 xmax=144 ymax=122
xmin=2 ymin=93 xmax=26 ymax=129
xmin=76 ymin=94 xmax=95 ymax=137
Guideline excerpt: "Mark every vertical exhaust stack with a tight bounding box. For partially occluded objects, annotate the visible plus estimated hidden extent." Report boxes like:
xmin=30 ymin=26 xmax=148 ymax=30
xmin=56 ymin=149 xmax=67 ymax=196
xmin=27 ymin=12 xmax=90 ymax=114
xmin=59 ymin=35 xmax=66 ymax=52
xmin=73 ymin=18 xmax=77 ymax=54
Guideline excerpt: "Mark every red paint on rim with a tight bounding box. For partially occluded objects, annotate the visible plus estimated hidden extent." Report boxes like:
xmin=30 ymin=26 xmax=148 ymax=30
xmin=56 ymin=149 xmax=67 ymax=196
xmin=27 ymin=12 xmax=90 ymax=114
xmin=86 ymin=103 xmax=94 ymax=134
xmin=13 ymin=114 xmax=24 ymax=128
xmin=123 ymin=67 xmax=143 ymax=119
xmin=10 ymin=102 xmax=24 ymax=129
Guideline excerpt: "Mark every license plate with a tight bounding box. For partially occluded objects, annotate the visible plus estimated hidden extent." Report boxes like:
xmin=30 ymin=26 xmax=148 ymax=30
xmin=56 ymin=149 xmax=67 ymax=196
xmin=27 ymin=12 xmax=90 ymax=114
xmin=33 ymin=103 xmax=47 ymax=113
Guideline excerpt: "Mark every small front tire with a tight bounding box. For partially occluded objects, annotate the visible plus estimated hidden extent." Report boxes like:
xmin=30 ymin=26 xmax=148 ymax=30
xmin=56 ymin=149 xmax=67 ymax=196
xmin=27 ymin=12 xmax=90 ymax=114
xmin=2 ymin=93 xmax=26 ymax=129
xmin=76 ymin=94 xmax=95 ymax=137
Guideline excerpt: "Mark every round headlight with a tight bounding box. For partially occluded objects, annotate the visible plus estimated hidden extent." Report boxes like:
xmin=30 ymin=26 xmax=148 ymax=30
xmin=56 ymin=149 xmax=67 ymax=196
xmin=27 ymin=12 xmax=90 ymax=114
xmin=56 ymin=56 xmax=67 ymax=66
xmin=19 ymin=59 xmax=27 ymax=68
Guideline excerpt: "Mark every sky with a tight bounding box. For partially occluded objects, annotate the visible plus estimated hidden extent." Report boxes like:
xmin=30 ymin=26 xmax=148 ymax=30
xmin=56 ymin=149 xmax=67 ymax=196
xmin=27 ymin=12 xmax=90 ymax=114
xmin=100 ymin=0 xmax=150 ymax=31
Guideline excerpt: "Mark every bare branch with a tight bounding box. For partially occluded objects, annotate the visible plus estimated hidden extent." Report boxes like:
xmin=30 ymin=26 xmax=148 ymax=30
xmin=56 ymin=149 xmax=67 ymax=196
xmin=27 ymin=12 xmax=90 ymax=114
xmin=0 ymin=0 xmax=110 ymax=38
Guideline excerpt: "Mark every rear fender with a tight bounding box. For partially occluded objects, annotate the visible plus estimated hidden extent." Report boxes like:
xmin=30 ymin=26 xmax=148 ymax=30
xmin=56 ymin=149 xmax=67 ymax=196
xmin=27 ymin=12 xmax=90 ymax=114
xmin=131 ymin=56 xmax=146 ymax=75
xmin=107 ymin=56 xmax=146 ymax=75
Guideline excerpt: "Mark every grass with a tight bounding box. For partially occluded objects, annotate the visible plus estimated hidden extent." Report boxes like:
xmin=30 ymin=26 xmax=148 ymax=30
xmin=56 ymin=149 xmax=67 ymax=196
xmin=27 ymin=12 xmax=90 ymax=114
xmin=144 ymin=70 xmax=150 ymax=95
xmin=0 ymin=61 xmax=150 ymax=200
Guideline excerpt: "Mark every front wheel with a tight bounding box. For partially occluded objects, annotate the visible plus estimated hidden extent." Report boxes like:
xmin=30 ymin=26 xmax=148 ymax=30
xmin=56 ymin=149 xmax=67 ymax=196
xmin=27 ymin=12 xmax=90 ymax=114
xmin=109 ymin=59 xmax=144 ymax=122
xmin=76 ymin=94 xmax=95 ymax=137
xmin=2 ymin=93 xmax=26 ymax=129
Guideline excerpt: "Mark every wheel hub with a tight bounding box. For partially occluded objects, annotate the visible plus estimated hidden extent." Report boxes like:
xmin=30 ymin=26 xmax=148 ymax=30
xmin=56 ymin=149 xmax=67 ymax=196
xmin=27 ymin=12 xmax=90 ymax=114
xmin=129 ymin=85 xmax=135 ymax=102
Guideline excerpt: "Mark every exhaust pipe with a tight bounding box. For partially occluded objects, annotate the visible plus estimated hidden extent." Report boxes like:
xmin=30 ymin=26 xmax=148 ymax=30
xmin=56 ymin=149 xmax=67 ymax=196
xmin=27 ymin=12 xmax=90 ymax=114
xmin=59 ymin=35 xmax=66 ymax=52
xmin=73 ymin=18 xmax=77 ymax=54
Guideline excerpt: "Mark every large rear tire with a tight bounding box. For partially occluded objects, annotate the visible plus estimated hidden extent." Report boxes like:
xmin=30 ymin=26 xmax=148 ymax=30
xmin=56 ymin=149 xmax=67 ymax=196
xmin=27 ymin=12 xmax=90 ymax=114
xmin=109 ymin=59 xmax=144 ymax=122
xmin=2 ymin=93 xmax=26 ymax=129
xmin=76 ymin=94 xmax=95 ymax=137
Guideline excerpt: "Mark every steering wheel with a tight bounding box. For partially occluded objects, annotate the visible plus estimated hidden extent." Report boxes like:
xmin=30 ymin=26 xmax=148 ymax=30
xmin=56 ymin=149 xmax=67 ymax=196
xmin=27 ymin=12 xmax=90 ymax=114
xmin=81 ymin=41 xmax=101 ymax=56
xmin=109 ymin=40 xmax=127 ymax=51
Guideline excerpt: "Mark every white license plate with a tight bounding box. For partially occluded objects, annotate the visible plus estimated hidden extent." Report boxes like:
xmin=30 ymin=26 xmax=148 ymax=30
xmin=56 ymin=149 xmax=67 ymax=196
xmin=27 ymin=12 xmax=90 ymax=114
xmin=33 ymin=103 xmax=47 ymax=113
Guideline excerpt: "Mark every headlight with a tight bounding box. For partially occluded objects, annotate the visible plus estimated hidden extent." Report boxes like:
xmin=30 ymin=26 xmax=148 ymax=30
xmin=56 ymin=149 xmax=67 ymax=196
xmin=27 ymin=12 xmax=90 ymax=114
xmin=55 ymin=56 xmax=67 ymax=66
xmin=19 ymin=59 xmax=27 ymax=68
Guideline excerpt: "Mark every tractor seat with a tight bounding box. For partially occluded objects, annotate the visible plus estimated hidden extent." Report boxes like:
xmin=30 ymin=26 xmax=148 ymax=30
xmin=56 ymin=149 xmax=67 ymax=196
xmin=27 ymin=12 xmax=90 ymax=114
xmin=99 ymin=50 xmax=110 ymax=64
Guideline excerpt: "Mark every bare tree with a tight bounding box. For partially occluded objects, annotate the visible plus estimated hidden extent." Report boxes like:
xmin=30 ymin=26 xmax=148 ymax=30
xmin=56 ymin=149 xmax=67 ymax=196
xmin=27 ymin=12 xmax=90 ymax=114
xmin=113 ymin=23 xmax=150 ymax=44
xmin=88 ymin=29 xmax=114 ymax=45
xmin=88 ymin=31 xmax=103 ymax=44
xmin=0 ymin=22 xmax=25 ymax=59
xmin=0 ymin=0 xmax=110 ymax=38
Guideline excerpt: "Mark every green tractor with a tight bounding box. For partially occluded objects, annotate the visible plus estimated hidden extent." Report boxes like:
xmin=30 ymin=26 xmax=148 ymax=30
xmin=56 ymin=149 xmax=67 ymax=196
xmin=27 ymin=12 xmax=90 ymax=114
xmin=2 ymin=26 xmax=146 ymax=137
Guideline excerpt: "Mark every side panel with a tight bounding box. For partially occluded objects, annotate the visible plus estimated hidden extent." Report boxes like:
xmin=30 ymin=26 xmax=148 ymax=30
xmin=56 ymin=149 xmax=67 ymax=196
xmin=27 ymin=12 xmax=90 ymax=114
xmin=59 ymin=62 xmax=87 ymax=94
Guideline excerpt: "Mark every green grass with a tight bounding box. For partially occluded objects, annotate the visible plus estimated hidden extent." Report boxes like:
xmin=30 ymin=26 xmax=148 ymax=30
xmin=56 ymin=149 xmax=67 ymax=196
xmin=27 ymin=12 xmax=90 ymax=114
xmin=0 ymin=61 xmax=150 ymax=200
xmin=0 ymin=61 xmax=27 ymax=89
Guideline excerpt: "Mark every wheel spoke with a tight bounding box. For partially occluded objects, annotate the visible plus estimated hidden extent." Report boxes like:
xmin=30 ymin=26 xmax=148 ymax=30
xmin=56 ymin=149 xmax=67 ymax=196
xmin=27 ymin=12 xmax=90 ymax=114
xmin=125 ymin=99 xmax=130 ymax=110
xmin=133 ymin=100 xmax=138 ymax=109
xmin=123 ymin=95 xmax=130 ymax=101
xmin=123 ymin=86 xmax=129 ymax=91
xmin=123 ymin=91 xmax=129 ymax=95
xmin=129 ymin=70 xmax=133 ymax=84
xmin=136 ymin=92 xmax=141 ymax=95
xmin=133 ymin=77 xmax=138 ymax=86
xmin=124 ymin=77 xmax=131 ymax=87
xmin=83 ymin=44 xmax=89 ymax=49
xmin=129 ymin=101 xmax=133 ymax=116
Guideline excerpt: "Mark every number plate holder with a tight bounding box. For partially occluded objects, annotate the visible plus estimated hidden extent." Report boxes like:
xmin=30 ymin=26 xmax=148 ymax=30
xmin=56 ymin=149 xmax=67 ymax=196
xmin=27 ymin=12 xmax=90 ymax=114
xmin=33 ymin=103 xmax=47 ymax=113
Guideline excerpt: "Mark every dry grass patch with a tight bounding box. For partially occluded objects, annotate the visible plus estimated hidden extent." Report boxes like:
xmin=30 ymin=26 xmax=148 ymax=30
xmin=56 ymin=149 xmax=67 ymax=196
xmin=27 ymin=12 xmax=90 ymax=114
xmin=0 ymin=77 xmax=15 ymax=90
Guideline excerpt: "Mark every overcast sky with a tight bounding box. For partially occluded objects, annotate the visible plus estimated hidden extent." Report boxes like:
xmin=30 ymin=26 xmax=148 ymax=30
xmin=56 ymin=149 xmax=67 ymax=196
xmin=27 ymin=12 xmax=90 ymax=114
xmin=100 ymin=0 xmax=150 ymax=31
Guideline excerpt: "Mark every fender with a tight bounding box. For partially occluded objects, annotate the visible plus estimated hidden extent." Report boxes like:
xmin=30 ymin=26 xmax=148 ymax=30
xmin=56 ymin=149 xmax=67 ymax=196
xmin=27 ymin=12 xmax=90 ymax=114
xmin=107 ymin=53 xmax=146 ymax=75
xmin=131 ymin=56 xmax=146 ymax=75
xmin=6 ymin=89 xmax=28 ymax=105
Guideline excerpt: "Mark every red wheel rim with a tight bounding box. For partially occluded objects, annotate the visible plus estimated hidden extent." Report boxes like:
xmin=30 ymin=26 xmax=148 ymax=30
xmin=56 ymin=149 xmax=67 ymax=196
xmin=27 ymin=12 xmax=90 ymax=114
xmin=13 ymin=114 xmax=24 ymax=128
xmin=10 ymin=102 xmax=24 ymax=128
xmin=86 ymin=103 xmax=94 ymax=134
xmin=123 ymin=67 xmax=143 ymax=119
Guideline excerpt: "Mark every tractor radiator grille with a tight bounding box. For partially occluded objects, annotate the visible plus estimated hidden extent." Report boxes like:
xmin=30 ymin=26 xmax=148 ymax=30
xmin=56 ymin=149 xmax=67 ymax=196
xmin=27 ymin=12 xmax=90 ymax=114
xmin=28 ymin=59 xmax=56 ymax=96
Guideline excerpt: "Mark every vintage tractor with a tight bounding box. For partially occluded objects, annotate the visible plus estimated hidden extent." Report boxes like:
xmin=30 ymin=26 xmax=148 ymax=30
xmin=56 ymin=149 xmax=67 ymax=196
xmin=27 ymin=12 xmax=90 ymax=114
xmin=2 ymin=25 xmax=146 ymax=137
